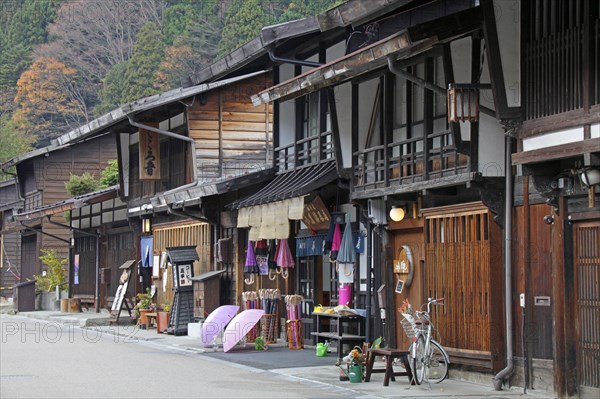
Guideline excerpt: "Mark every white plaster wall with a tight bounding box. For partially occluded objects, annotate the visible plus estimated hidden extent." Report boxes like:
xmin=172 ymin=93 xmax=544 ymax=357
xmin=358 ymin=78 xmax=381 ymax=148
xmin=451 ymin=37 xmax=473 ymax=142
xmin=334 ymin=82 xmax=352 ymax=168
xmin=278 ymin=63 xmax=296 ymax=146
xmin=591 ymin=123 xmax=599 ymax=139
xmin=522 ymin=128 xmax=584 ymax=151
xmin=478 ymin=113 xmax=505 ymax=177
xmin=494 ymin=0 xmax=520 ymax=107
xmin=326 ymin=40 xmax=345 ymax=62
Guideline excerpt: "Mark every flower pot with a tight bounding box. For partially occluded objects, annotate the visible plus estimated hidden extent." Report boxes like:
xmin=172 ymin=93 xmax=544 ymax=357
xmin=139 ymin=309 xmax=151 ymax=328
xmin=156 ymin=311 xmax=170 ymax=333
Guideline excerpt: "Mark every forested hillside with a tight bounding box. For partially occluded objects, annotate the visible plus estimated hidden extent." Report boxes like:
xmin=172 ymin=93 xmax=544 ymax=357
xmin=0 ymin=0 xmax=339 ymax=163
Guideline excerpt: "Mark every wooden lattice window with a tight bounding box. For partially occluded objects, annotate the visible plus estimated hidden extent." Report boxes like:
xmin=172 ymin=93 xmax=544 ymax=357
xmin=423 ymin=203 xmax=503 ymax=369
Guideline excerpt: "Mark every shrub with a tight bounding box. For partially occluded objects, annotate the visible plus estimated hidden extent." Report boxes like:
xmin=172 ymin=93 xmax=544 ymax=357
xmin=99 ymin=159 xmax=119 ymax=188
xmin=34 ymin=249 xmax=67 ymax=292
xmin=64 ymin=172 xmax=100 ymax=196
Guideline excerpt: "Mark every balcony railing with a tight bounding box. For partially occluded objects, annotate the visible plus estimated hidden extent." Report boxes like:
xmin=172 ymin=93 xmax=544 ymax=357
xmin=354 ymin=130 xmax=470 ymax=192
xmin=275 ymin=130 xmax=334 ymax=173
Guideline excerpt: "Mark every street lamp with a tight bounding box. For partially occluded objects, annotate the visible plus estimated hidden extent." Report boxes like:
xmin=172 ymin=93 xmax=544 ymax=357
xmin=141 ymin=216 xmax=152 ymax=234
xmin=447 ymin=83 xmax=479 ymax=123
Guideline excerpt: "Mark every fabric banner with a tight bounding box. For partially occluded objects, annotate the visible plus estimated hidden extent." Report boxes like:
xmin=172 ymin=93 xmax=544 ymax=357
xmin=296 ymin=234 xmax=326 ymax=257
xmin=140 ymin=236 xmax=153 ymax=268
xmin=288 ymin=196 xmax=305 ymax=220
xmin=248 ymin=206 xmax=262 ymax=227
xmin=237 ymin=207 xmax=249 ymax=228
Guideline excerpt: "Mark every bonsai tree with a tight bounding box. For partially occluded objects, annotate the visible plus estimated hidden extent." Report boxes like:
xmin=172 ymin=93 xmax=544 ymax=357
xmin=34 ymin=249 xmax=67 ymax=293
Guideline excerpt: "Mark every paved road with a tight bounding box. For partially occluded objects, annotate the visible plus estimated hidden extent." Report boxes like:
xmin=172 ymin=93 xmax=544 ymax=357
xmin=0 ymin=315 xmax=350 ymax=399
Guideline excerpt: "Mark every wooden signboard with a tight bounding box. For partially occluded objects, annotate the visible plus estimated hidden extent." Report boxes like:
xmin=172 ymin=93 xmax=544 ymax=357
xmin=139 ymin=126 xmax=161 ymax=180
xmin=109 ymin=260 xmax=136 ymax=324
xmin=303 ymin=196 xmax=331 ymax=231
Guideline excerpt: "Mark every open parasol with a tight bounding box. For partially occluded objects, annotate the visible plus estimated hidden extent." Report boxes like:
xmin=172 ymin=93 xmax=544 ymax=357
xmin=201 ymin=305 xmax=239 ymax=347
xmin=222 ymin=309 xmax=265 ymax=352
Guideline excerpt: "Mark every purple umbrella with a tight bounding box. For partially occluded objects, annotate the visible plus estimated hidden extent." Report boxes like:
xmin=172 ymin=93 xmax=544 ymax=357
xmin=201 ymin=305 xmax=240 ymax=347
xmin=223 ymin=309 xmax=265 ymax=352
xmin=244 ymin=240 xmax=259 ymax=274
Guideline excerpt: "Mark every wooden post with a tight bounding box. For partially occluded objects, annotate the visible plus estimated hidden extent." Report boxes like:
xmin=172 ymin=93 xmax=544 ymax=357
xmin=551 ymin=197 xmax=566 ymax=398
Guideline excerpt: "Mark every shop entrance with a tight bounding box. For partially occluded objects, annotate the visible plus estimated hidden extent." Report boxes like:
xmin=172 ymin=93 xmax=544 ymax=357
xmin=573 ymin=221 xmax=600 ymax=396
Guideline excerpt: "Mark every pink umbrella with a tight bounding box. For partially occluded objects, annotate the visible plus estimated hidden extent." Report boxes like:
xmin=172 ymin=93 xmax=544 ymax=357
xmin=276 ymin=239 xmax=295 ymax=268
xmin=201 ymin=305 xmax=240 ymax=347
xmin=222 ymin=309 xmax=265 ymax=353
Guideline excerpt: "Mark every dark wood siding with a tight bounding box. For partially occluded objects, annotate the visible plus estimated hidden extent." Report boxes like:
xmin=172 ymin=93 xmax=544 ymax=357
xmin=188 ymin=74 xmax=273 ymax=181
xmin=513 ymin=203 xmax=554 ymax=360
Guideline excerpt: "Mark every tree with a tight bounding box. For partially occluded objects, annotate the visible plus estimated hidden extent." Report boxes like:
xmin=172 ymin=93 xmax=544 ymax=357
xmin=0 ymin=115 xmax=33 ymax=180
xmin=96 ymin=62 xmax=128 ymax=116
xmin=217 ymin=0 xmax=275 ymax=57
xmin=12 ymin=57 xmax=90 ymax=143
xmin=278 ymin=0 xmax=341 ymax=23
xmin=99 ymin=159 xmax=119 ymax=188
xmin=121 ymin=21 xmax=165 ymax=103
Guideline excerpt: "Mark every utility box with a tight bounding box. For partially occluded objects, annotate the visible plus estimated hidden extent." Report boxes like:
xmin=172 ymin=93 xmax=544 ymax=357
xmin=190 ymin=270 xmax=226 ymax=319
xmin=13 ymin=280 xmax=36 ymax=312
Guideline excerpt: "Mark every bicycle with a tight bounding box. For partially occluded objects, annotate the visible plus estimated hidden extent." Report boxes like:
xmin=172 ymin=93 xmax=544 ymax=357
xmin=400 ymin=297 xmax=450 ymax=385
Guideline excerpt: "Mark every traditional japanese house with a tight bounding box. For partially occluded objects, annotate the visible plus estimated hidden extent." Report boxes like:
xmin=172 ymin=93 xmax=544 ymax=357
xmin=510 ymin=1 xmax=600 ymax=397
xmin=0 ymin=180 xmax=22 ymax=297
xmin=240 ymin=0 xmax=527 ymax=389
xmin=0 ymin=134 xmax=116 ymax=297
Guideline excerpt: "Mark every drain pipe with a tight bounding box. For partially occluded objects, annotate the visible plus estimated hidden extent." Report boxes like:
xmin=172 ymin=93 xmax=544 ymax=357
xmin=493 ymin=134 xmax=514 ymax=390
xmin=267 ymin=47 xmax=322 ymax=68
xmin=127 ymin=115 xmax=198 ymax=182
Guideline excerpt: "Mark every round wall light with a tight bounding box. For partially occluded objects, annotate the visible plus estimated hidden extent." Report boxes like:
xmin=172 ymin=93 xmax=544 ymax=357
xmin=580 ymin=168 xmax=600 ymax=187
xmin=389 ymin=206 xmax=405 ymax=222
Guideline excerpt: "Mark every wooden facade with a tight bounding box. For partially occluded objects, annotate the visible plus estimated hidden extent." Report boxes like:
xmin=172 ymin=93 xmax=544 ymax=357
xmin=13 ymin=134 xmax=117 ymax=281
xmin=512 ymin=1 xmax=600 ymax=397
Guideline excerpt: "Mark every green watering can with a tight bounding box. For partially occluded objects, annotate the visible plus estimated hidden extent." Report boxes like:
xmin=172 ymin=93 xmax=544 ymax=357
xmin=339 ymin=364 xmax=363 ymax=383
xmin=316 ymin=342 xmax=329 ymax=357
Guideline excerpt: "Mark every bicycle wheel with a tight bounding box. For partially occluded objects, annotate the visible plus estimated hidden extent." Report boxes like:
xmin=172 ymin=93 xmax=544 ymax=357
xmin=411 ymin=334 xmax=426 ymax=385
xmin=425 ymin=340 xmax=449 ymax=383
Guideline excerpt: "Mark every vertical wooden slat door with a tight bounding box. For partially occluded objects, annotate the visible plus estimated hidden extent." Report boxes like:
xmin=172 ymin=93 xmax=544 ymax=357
xmin=574 ymin=221 xmax=600 ymax=392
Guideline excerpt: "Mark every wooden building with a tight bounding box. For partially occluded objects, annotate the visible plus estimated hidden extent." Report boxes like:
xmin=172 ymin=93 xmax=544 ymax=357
xmin=0 ymin=180 xmax=22 ymax=297
xmin=511 ymin=1 xmax=600 ymax=397
xmin=0 ymin=134 xmax=116 ymax=287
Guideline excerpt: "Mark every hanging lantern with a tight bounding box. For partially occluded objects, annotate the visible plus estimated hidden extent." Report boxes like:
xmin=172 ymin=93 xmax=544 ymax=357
xmin=447 ymin=83 xmax=479 ymax=123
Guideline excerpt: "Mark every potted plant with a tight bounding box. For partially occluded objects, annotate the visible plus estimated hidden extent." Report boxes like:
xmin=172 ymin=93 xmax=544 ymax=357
xmin=156 ymin=301 xmax=171 ymax=333
xmin=132 ymin=288 xmax=155 ymax=328
xmin=34 ymin=249 xmax=68 ymax=311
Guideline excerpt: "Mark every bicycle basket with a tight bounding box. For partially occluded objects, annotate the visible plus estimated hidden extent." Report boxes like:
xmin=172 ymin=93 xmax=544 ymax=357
xmin=400 ymin=313 xmax=420 ymax=338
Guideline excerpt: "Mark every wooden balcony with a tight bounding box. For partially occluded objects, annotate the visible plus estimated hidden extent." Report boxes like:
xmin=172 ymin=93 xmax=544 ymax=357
xmin=353 ymin=130 xmax=473 ymax=199
xmin=274 ymin=130 xmax=335 ymax=173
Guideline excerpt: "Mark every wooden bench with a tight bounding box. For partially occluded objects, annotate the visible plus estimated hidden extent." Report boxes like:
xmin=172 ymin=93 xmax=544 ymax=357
xmin=364 ymin=348 xmax=414 ymax=386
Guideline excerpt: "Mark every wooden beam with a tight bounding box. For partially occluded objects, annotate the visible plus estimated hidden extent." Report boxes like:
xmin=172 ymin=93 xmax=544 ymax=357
xmin=520 ymin=105 xmax=600 ymax=138
xmin=252 ymin=32 xmax=438 ymax=105
xmin=480 ymin=0 xmax=519 ymax=119
xmin=260 ymin=16 xmax=319 ymax=46
xmin=327 ymin=87 xmax=344 ymax=175
xmin=511 ymin=138 xmax=600 ymax=165
xmin=351 ymin=172 xmax=480 ymax=200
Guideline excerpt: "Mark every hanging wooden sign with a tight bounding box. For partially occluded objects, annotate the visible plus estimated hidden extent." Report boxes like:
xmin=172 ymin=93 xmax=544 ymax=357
xmin=139 ymin=126 xmax=160 ymax=180
xmin=303 ymin=196 xmax=331 ymax=231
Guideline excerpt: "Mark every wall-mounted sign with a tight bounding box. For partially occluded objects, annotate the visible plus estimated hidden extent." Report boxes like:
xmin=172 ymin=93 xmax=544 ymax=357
xmin=139 ymin=127 xmax=160 ymax=180
xmin=395 ymin=279 xmax=405 ymax=294
xmin=175 ymin=263 xmax=193 ymax=287
xmin=393 ymin=245 xmax=414 ymax=288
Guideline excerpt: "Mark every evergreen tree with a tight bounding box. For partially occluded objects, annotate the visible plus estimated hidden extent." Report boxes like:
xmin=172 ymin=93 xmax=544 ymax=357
xmin=96 ymin=62 xmax=128 ymax=116
xmin=278 ymin=0 xmax=340 ymax=23
xmin=121 ymin=22 xmax=165 ymax=103
xmin=217 ymin=0 xmax=275 ymax=57
xmin=0 ymin=115 xmax=33 ymax=166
